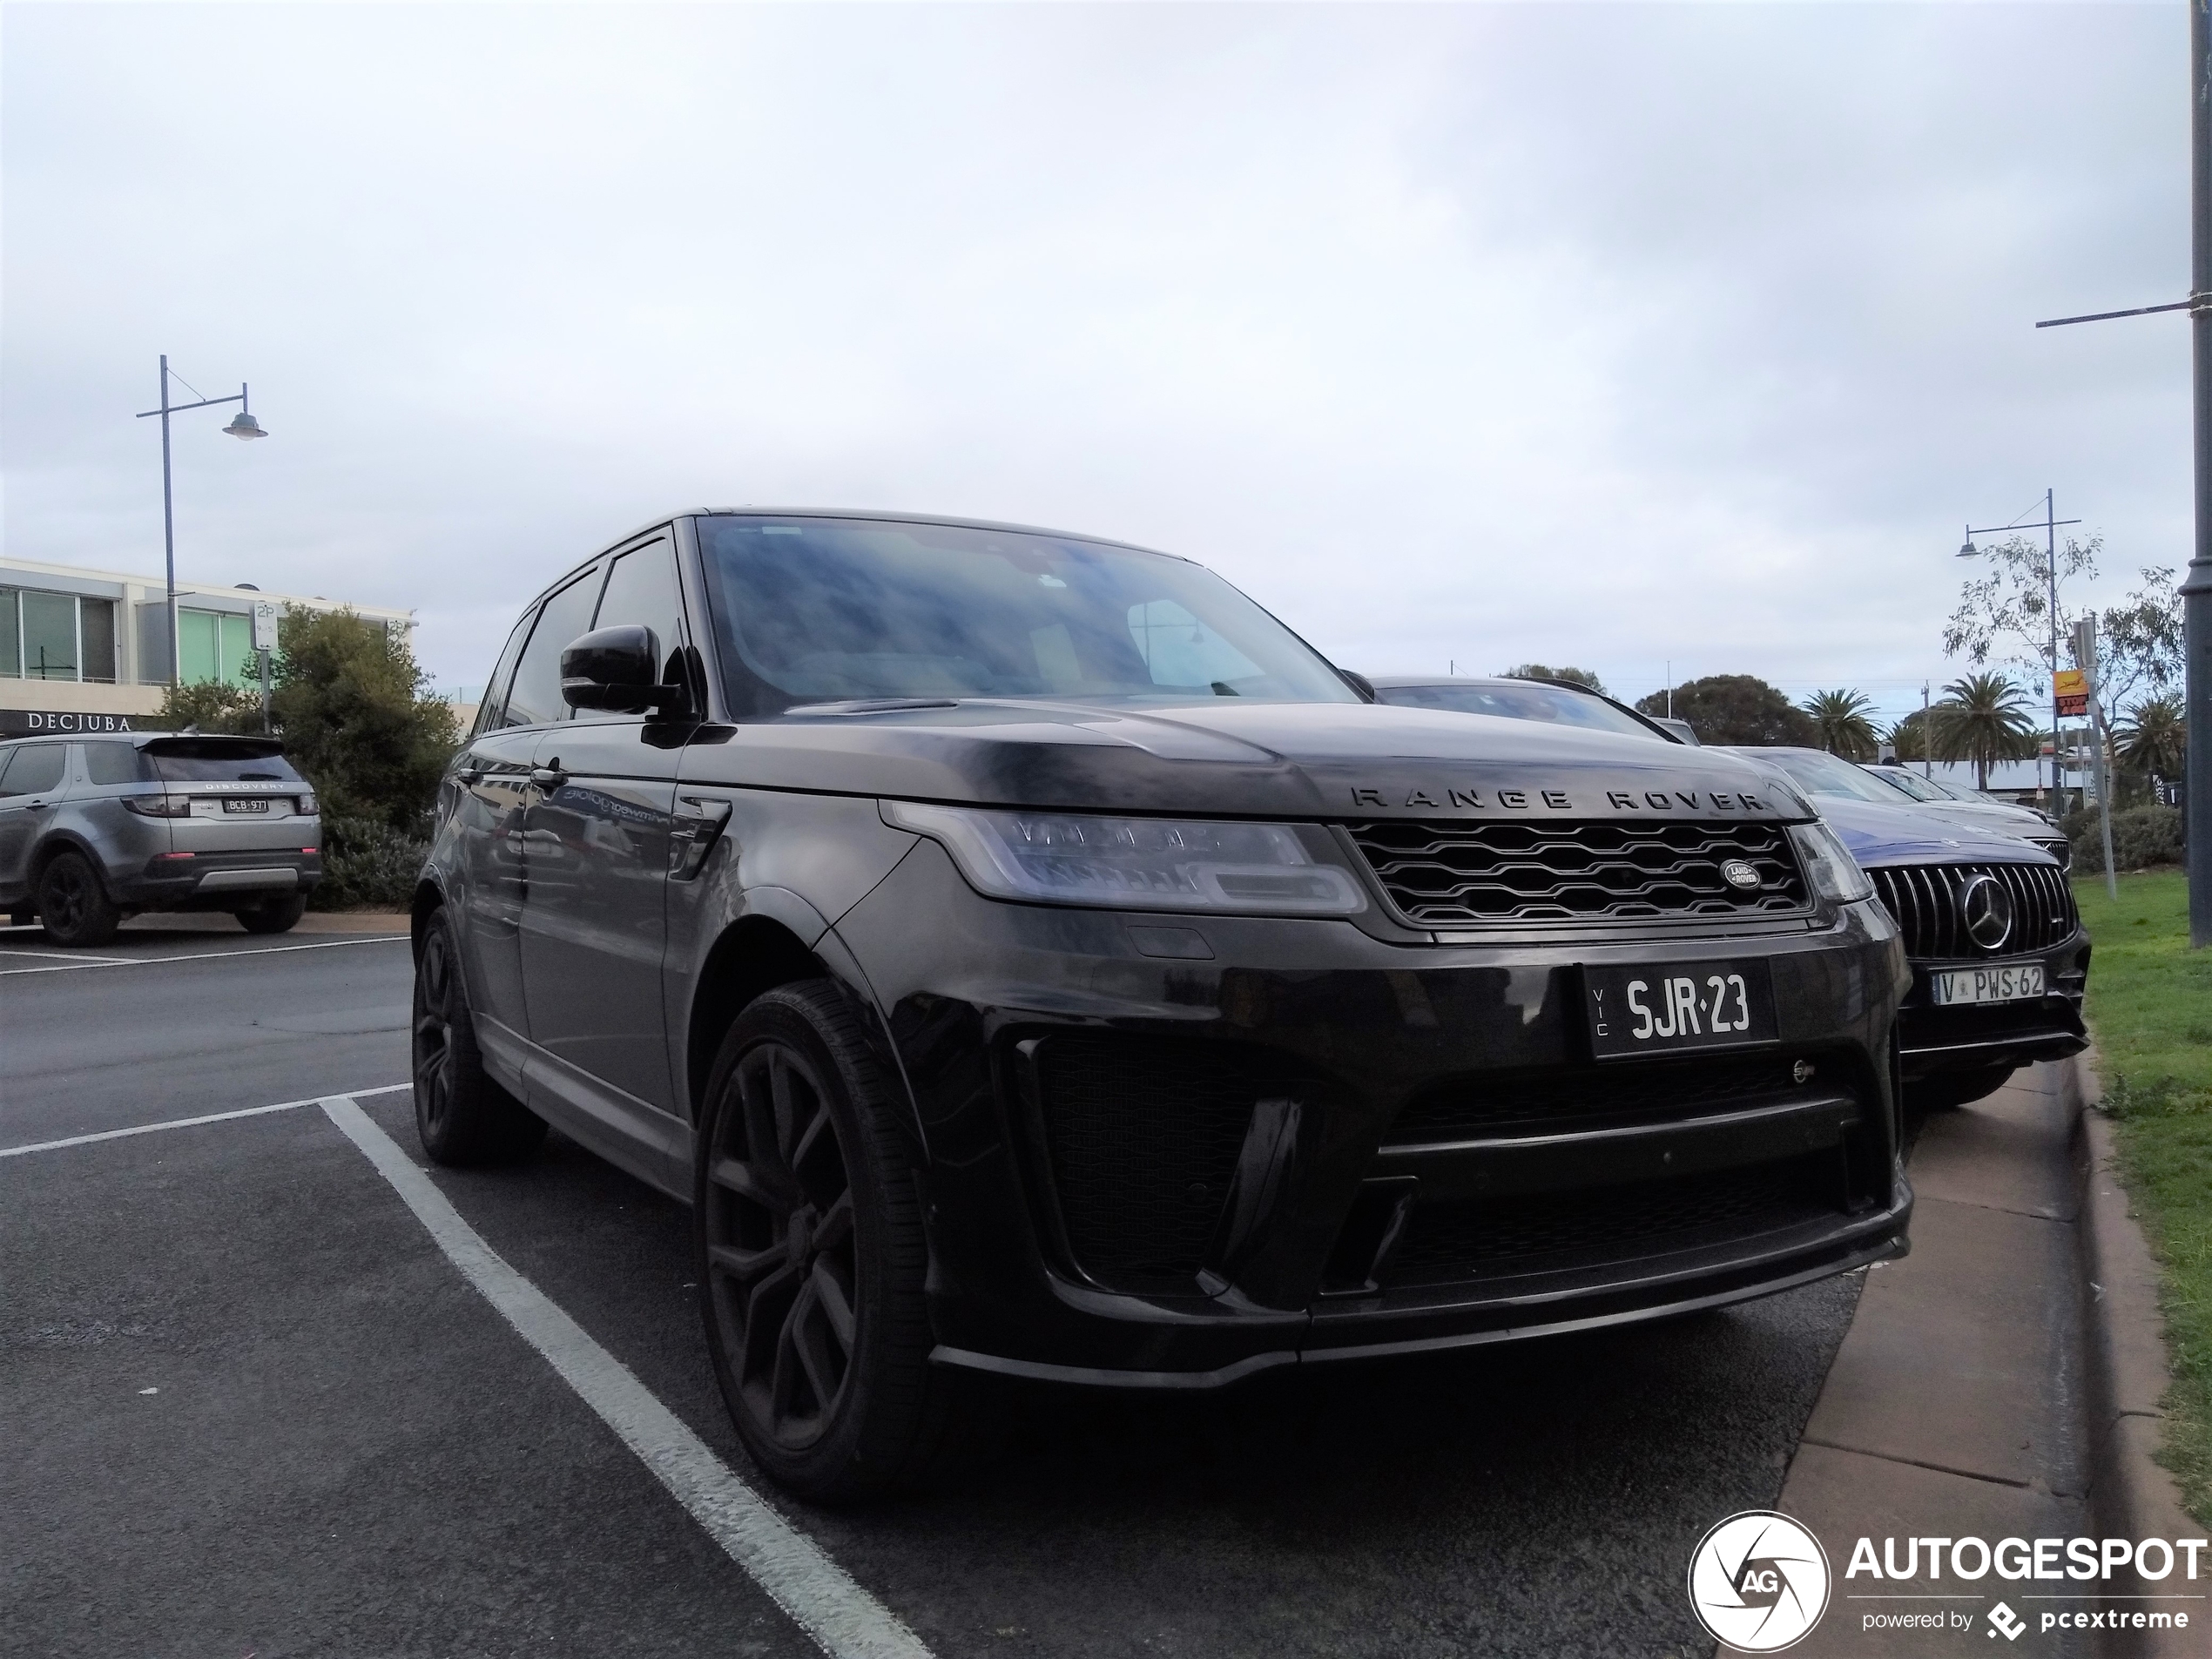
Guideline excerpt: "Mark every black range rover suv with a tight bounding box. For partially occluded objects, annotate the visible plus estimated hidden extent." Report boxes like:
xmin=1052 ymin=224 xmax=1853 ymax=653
xmin=414 ymin=510 xmax=1913 ymax=1500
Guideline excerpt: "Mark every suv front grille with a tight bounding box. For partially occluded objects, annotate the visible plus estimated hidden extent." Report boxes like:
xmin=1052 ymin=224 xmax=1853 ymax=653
xmin=1385 ymin=1155 xmax=1841 ymax=1289
xmin=1028 ymin=1035 xmax=1331 ymax=1295
xmin=1867 ymin=861 xmax=2078 ymax=961
xmin=1384 ymin=1051 xmax=1847 ymax=1146
xmin=1345 ymin=819 xmax=1808 ymax=926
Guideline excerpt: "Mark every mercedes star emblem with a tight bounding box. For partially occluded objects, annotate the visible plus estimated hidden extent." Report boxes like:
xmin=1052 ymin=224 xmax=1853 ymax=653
xmin=1958 ymin=873 xmax=2015 ymax=951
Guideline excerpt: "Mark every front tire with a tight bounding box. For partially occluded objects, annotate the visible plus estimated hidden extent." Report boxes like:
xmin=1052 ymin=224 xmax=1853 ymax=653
xmin=695 ymin=981 xmax=965 ymax=1503
xmin=37 ymin=853 xmax=121 ymax=948
xmin=1906 ymin=1063 xmax=2018 ymax=1112
xmin=236 ymin=894 xmax=308 ymax=934
xmin=412 ymin=908 xmax=545 ymax=1165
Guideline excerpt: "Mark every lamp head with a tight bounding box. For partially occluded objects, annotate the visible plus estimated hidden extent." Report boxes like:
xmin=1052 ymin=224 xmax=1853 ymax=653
xmin=1957 ymin=529 xmax=1977 ymax=558
xmin=224 ymin=411 xmax=267 ymax=441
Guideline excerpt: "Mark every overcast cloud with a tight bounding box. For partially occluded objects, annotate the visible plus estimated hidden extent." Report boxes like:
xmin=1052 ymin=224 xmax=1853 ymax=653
xmin=1 ymin=2 xmax=2187 ymax=724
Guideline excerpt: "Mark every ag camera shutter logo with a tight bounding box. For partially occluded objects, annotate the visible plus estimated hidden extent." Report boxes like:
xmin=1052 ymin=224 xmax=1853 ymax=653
xmin=1687 ymin=1510 xmax=1831 ymax=1651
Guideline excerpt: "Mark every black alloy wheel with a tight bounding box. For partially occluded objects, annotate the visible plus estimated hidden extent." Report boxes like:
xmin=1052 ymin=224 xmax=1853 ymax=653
xmin=696 ymin=981 xmax=970 ymax=1502
xmin=235 ymin=894 xmax=307 ymax=934
xmin=705 ymin=1037 xmax=860 ymax=1450
xmin=37 ymin=853 xmax=121 ymax=948
xmin=411 ymin=908 xmax=545 ymax=1165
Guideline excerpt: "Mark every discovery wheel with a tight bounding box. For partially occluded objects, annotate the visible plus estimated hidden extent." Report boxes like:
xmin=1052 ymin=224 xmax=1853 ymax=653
xmin=412 ymin=908 xmax=546 ymax=1164
xmin=696 ymin=981 xmax=966 ymax=1502
xmin=37 ymin=853 xmax=121 ymax=948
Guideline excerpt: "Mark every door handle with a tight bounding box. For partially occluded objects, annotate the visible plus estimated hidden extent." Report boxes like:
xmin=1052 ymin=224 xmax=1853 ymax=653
xmin=529 ymin=761 xmax=568 ymax=790
xmin=456 ymin=764 xmax=483 ymax=785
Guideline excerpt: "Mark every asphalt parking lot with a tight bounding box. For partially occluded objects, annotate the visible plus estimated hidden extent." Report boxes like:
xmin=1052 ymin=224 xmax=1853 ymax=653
xmin=3 ymin=919 xmax=1871 ymax=1658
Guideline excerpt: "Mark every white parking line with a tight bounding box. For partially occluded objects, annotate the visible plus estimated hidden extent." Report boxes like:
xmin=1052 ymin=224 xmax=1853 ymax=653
xmin=320 ymin=1094 xmax=933 ymax=1659
xmin=0 ymin=1083 xmax=413 ymax=1159
xmin=0 ymin=947 xmax=137 ymax=965
xmin=0 ymin=934 xmax=408 ymax=976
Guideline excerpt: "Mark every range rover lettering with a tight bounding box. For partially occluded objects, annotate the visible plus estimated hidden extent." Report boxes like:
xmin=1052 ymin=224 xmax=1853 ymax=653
xmin=412 ymin=511 xmax=1914 ymax=1501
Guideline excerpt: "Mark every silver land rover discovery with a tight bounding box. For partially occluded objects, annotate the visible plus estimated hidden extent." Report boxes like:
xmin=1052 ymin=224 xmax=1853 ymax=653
xmin=0 ymin=732 xmax=322 ymax=947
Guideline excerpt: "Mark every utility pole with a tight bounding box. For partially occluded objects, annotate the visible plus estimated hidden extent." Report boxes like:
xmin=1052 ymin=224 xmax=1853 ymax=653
xmin=2190 ymin=0 xmax=2212 ymax=946
xmin=1922 ymin=681 xmax=1932 ymax=779
xmin=2031 ymin=2 xmax=2212 ymax=943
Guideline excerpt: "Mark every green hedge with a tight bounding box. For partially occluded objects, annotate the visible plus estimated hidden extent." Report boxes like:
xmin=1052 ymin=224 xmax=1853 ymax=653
xmin=314 ymin=814 xmax=428 ymax=910
xmin=2070 ymin=805 xmax=2185 ymax=874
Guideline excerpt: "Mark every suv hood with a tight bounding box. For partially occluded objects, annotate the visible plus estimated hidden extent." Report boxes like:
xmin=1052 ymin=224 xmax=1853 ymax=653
xmin=683 ymin=698 xmax=1815 ymax=823
xmin=1802 ymin=792 xmax=2058 ymax=868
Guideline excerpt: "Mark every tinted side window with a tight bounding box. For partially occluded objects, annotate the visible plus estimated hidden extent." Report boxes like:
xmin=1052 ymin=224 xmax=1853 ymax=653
xmin=0 ymin=743 xmax=67 ymax=798
xmin=473 ymin=616 xmax=532 ymax=738
xmin=502 ymin=570 xmax=604 ymax=729
xmin=84 ymin=742 xmax=145 ymax=786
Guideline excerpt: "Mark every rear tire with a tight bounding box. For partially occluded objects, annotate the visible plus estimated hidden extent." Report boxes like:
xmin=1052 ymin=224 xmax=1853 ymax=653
xmin=1907 ymin=1063 xmax=2017 ymax=1112
xmin=695 ymin=981 xmax=970 ymax=1503
xmin=37 ymin=853 xmax=121 ymax=948
xmin=235 ymin=894 xmax=308 ymax=934
xmin=412 ymin=907 xmax=545 ymax=1165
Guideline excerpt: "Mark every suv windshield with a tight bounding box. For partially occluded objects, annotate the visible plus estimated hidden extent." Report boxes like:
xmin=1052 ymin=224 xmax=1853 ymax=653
xmin=1373 ymin=680 xmax=1659 ymax=738
xmin=1867 ymin=765 xmax=1947 ymax=803
xmin=695 ymin=516 xmax=1358 ymax=714
xmin=142 ymin=739 xmax=305 ymax=785
xmin=1732 ymin=747 xmax=1905 ymax=805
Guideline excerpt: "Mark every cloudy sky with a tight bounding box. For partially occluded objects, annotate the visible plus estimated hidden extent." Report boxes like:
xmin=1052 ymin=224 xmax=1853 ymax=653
xmin=1 ymin=2 xmax=2188 ymax=725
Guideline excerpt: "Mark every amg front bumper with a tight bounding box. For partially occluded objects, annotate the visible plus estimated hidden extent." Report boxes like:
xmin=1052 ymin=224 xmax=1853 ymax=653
xmin=1895 ymin=932 xmax=2090 ymax=1082
xmin=834 ymin=839 xmax=1914 ymax=1387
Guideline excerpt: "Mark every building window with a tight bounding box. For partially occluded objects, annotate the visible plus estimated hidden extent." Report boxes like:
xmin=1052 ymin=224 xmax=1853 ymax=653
xmin=0 ymin=588 xmax=118 ymax=684
xmin=179 ymin=607 xmax=255 ymax=689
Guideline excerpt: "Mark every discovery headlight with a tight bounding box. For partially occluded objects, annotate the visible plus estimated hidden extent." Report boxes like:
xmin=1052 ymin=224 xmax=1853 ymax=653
xmin=1789 ymin=820 xmax=1874 ymax=905
xmin=881 ymin=802 xmax=1367 ymax=917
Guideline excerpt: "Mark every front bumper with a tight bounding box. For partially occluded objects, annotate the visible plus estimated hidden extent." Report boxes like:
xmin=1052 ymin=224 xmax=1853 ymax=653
xmin=1895 ymin=932 xmax=2090 ymax=1082
xmin=834 ymin=839 xmax=1914 ymax=1387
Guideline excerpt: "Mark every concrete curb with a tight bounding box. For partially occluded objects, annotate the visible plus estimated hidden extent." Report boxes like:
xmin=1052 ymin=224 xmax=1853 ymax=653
xmin=2068 ymin=1052 xmax=2206 ymax=1658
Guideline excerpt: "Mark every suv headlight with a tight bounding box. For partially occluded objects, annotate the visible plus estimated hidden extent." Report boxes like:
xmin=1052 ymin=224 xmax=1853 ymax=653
xmin=882 ymin=802 xmax=1367 ymax=916
xmin=1789 ymin=821 xmax=1873 ymax=904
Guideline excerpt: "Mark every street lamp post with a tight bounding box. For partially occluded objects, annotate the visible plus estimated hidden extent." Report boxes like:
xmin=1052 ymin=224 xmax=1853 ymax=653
xmin=1958 ymin=489 xmax=2084 ymax=809
xmin=2027 ymin=0 xmax=2212 ymax=947
xmin=135 ymin=355 xmax=267 ymax=687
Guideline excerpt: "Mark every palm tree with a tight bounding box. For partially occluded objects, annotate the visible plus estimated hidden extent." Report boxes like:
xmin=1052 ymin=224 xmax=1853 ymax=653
xmin=1801 ymin=689 xmax=1879 ymax=759
xmin=2115 ymin=692 xmax=2186 ymax=778
xmin=1931 ymin=672 xmax=2037 ymax=788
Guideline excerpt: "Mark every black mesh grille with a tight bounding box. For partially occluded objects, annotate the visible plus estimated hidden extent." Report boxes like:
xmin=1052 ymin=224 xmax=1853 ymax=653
xmin=1386 ymin=1156 xmax=1838 ymax=1288
xmin=1868 ymin=861 xmax=2079 ymax=961
xmin=1385 ymin=1052 xmax=1845 ymax=1146
xmin=1032 ymin=1035 xmax=1318 ymax=1294
xmin=1345 ymin=819 xmax=1809 ymax=926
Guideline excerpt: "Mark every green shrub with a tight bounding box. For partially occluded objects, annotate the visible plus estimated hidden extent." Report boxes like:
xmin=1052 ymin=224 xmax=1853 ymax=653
xmin=315 ymin=814 xmax=429 ymax=910
xmin=2071 ymin=805 xmax=2185 ymax=873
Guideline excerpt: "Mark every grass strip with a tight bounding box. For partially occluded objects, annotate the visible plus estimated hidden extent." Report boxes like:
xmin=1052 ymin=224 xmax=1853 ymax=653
xmin=2073 ymin=870 xmax=2212 ymax=1525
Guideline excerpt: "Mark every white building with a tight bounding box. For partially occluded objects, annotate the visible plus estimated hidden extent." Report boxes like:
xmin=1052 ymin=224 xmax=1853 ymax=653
xmin=0 ymin=555 xmax=415 ymax=736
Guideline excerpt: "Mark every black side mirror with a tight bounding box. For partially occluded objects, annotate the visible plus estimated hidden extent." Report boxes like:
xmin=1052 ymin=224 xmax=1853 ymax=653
xmin=1337 ymin=669 xmax=1378 ymax=703
xmin=561 ymin=625 xmax=687 ymax=715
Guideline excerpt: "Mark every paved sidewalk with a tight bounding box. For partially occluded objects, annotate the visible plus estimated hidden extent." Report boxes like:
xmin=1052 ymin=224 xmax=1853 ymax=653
xmin=1782 ymin=1062 xmax=2091 ymax=1656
